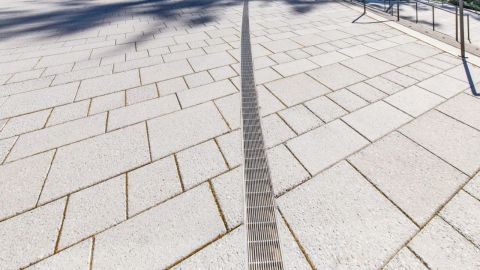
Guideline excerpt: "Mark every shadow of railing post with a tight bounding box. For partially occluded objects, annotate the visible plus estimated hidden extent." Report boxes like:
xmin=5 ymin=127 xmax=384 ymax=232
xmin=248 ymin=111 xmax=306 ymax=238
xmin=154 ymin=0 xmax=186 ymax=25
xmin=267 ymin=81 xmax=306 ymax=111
xmin=463 ymin=58 xmax=479 ymax=96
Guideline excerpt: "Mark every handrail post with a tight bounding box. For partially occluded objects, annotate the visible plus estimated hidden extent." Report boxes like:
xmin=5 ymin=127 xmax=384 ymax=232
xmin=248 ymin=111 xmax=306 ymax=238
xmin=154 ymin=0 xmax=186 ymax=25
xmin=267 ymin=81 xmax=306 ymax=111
xmin=456 ymin=6 xmax=458 ymax=41
xmin=432 ymin=5 xmax=435 ymax=31
xmin=467 ymin=14 xmax=470 ymax=42
xmin=416 ymin=1 xmax=418 ymax=23
xmin=364 ymin=0 xmax=366 ymax=14
xmin=459 ymin=0 xmax=465 ymax=58
xmin=397 ymin=0 xmax=400 ymax=21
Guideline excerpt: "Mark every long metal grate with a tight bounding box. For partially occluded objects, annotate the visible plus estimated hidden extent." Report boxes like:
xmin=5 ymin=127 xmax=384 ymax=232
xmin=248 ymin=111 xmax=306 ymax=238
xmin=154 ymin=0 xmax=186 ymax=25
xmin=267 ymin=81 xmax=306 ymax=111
xmin=240 ymin=0 xmax=285 ymax=269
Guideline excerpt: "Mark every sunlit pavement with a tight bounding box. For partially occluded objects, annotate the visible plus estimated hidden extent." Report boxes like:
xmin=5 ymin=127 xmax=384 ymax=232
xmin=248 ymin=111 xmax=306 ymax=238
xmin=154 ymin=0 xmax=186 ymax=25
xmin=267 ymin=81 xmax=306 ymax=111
xmin=0 ymin=0 xmax=480 ymax=269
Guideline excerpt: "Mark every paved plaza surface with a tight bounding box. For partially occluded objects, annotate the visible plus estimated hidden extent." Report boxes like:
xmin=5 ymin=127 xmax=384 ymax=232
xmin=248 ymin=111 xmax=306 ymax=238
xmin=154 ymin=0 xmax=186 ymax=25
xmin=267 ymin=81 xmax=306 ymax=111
xmin=1 ymin=0 xmax=480 ymax=269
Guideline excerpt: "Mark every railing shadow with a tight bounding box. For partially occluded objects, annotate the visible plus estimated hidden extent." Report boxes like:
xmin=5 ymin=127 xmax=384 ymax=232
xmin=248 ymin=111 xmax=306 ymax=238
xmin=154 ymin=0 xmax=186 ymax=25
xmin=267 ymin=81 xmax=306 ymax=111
xmin=463 ymin=58 xmax=479 ymax=96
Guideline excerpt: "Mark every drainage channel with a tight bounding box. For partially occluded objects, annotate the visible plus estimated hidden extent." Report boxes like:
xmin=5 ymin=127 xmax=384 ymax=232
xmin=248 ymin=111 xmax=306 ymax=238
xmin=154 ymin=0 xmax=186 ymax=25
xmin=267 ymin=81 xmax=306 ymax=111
xmin=240 ymin=0 xmax=285 ymax=269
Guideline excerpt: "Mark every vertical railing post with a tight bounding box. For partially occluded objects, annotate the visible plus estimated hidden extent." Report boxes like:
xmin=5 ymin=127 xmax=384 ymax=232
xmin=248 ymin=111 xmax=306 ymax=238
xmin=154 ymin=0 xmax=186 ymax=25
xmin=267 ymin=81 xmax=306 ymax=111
xmin=467 ymin=14 xmax=470 ymax=42
xmin=432 ymin=5 xmax=435 ymax=31
xmin=459 ymin=0 xmax=466 ymax=58
xmin=397 ymin=0 xmax=400 ymax=21
xmin=364 ymin=0 xmax=366 ymax=14
xmin=456 ymin=6 xmax=459 ymax=41
xmin=416 ymin=1 xmax=418 ymax=23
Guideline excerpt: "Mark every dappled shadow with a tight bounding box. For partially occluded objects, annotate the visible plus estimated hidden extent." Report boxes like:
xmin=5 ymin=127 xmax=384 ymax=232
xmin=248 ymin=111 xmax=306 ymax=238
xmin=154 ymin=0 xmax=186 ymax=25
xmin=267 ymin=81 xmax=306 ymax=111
xmin=0 ymin=0 xmax=331 ymax=41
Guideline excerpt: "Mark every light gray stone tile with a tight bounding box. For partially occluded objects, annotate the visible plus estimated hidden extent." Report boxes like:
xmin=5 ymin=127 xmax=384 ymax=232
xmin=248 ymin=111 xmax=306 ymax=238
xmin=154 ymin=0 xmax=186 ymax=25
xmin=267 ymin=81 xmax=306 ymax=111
xmin=265 ymin=74 xmax=330 ymax=106
xmin=262 ymin=39 xmax=302 ymax=53
xmin=9 ymin=113 xmax=106 ymax=161
xmin=127 ymin=156 xmax=182 ymax=216
xmin=0 ymin=82 xmax=78 ymax=119
xmin=40 ymin=124 xmax=150 ymax=203
xmin=409 ymin=217 xmax=480 ymax=270
xmin=278 ymin=105 xmax=323 ymax=134
xmin=76 ymin=70 xmax=139 ymax=100
xmin=126 ymin=84 xmax=158 ymax=105
xmin=350 ymin=132 xmax=468 ymax=225
xmin=365 ymin=76 xmax=403 ymax=95
xmin=209 ymin=66 xmax=237 ymax=81
xmin=184 ymin=71 xmax=214 ymax=88
xmin=272 ymin=59 xmax=318 ymax=77
xmin=114 ymin=56 xmax=164 ymax=72
xmin=0 ymin=151 xmax=54 ymax=220
xmin=216 ymin=130 xmax=241 ymax=168
xmin=385 ymin=85 xmax=444 ymax=117
xmin=163 ymin=49 xmax=206 ymax=63
xmin=338 ymin=44 xmax=375 ymax=57
xmin=25 ymin=239 xmax=92 ymax=270
xmin=52 ymin=65 xmax=113 ymax=85
xmin=37 ymin=51 xmax=91 ymax=68
xmin=341 ymin=55 xmax=396 ymax=78
xmin=308 ymin=51 xmax=350 ymax=66
xmin=59 ymin=175 xmax=125 ymax=249
xmin=140 ymin=60 xmax=193 ymax=85
xmin=465 ymin=174 xmax=480 ymax=200
xmin=47 ymin=100 xmax=90 ymax=127
xmin=89 ymin=92 xmax=125 ymax=115
xmin=214 ymin=93 xmax=240 ymax=129
xmin=381 ymin=71 xmax=418 ymax=87
xmin=156 ymin=77 xmax=188 ymax=96
xmin=305 ymin=96 xmax=347 ymax=122
xmin=177 ymin=140 xmax=227 ymax=189
xmin=177 ymin=80 xmax=237 ymax=108
xmin=188 ymin=52 xmax=237 ymax=72
xmin=437 ymin=93 xmax=480 ymax=130
xmin=8 ymin=69 xmax=44 ymax=84
xmin=396 ymin=42 xmax=441 ymax=58
xmin=262 ymin=114 xmax=296 ymax=148
xmin=328 ymin=89 xmax=368 ymax=112
xmin=0 ymin=57 xmax=39 ymax=75
xmin=347 ymin=82 xmax=386 ymax=102
xmin=147 ymin=102 xmax=229 ymax=159
xmin=269 ymin=52 xmax=295 ymax=64
xmin=308 ymin=63 xmax=366 ymax=90
xmin=254 ymin=67 xmax=282 ymax=84
xmin=211 ymin=167 xmax=242 ymax=228
xmin=417 ymin=74 xmax=469 ymax=98
xmin=92 ymin=183 xmax=225 ymax=270
xmin=400 ymin=110 xmax=480 ymax=176
xmin=343 ymin=101 xmax=412 ymax=141
xmin=278 ymin=161 xmax=416 ymax=269
xmin=43 ymin=64 xmax=74 ymax=77
xmin=443 ymin=64 xmax=480 ymax=83
xmin=384 ymin=248 xmax=428 ymax=270
xmin=268 ymin=144 xmax=310 ymax=194
xmin=0 ymin=137 xmax=16 ymax=163
xmin=370 ymin=48 xmax=421 ymax=67
xmin=397 ymin=66 xmax=431 ymax=81
xmin=0 ymin=198 xmax=66 ymax=270
xmin=0 ymin=109 xmax=50 ymax=139
xmin=107 ymin=95 xmax=179 ymax=131
xmin=287 ymin=120 xmax=368 ymax=174
xmin=440 ymin=190 xmax=480 ymax=246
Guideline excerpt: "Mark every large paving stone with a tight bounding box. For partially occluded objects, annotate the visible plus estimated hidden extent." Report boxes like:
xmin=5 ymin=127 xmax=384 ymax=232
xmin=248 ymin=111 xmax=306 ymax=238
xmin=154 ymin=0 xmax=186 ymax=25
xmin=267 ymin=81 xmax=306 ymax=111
xmin=216 ymin=130 xmax=241 ymax=168
xmin=127 ymin=156 xmax=182 ymax=216
xmin=47 ymin=100 xmax=90 ymax=127
xmin=327 ymin=88 xmax=368 ymax=112
xmin=188 ymin=52 xmax=237 ymax=72
xmin=25 ymin=239 xmax=92 ymax=270
xmin=349 ymin=132 xmax=468 ymax=226
xmin=287 ymin=120 xmax=368 ymax=174
xmin=417 ymin=74 xmax=469 ymax=98
xmin=437 ymin=93 xmax=480 ymax=130
xmin=177 ymin=140 xmax=228 ymax=189
xmin=409 ymin=217 xmax=480 ymax=270
xmin=304 ymin=96 xmax=347 ymax=122
xmin=92 ymin=183 xmax=225 ymax=270
xmin=440 ymin=190 xmax=480 ymax=247
xmin=140 ymin=60 xmax=193 ymax=85
xmin=384 ymin=248 xmax=428 ymax=270
xmin=107 ymin=95 xmax=180 ymax=131
xmin=307 ymin=63 xmax=366 ymax=90
xmin=261 ymin=114 xmax=296 ymax=148
xmin=278 ymin=105 xmax=323 ymax=134
xmin=0 ymin=198 xmax=66 ymax=270
xmin=465 ymin=174 xmax=480 ymax=200
xmin=8 ymin=113 xmax=106 ymax=161
xmin=0 ymin=110 xmax=51 ymax=139
xmin=59 ymin=175 xmax=126 ymax=249
xmin=0 ymin=137 xmax=16 ymax=163
xmin=76 ymin=70 xmax=140 ymax=100
xmin=400 ymin=110 xmax=480 ymax=176
xmin=369 ymin=47 xmax=421 ymax=67
xmin=211 ymin=167 xmax=242 ymax=228
xmin=0 ymin=82 xmax=78 ymax=119
xmin=177 ymin=80 xmax=237 ymax=108
xmin=147 ymin=102 xmax=229 ymax=159
xmin=341 ymin=55 xmax=396 ymax=78
xmin=261 ymin=39 xmax=302 ymax=53
xmin=384 ymin=85 xmax=444 ymax=117
xmin=0 ymin=151 xmax=54 ymax=220
xmin=343 ymin=101 xmax=412 ymax=141
xmin=265 ymin=73 xmax=330 ymax=107
xmin=272 ymin=59 xmax=318 ymax=77
xmin=40 ymin=124 xmax=150 ymax=203
xmin=278 ymin=161 xmax=416 ymax=269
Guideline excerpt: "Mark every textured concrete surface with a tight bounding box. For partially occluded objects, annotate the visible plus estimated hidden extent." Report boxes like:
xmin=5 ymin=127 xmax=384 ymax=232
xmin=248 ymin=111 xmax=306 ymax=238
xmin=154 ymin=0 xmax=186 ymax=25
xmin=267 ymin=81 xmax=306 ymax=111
xmin=1 ymin=0 xmax=480 ymax=269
